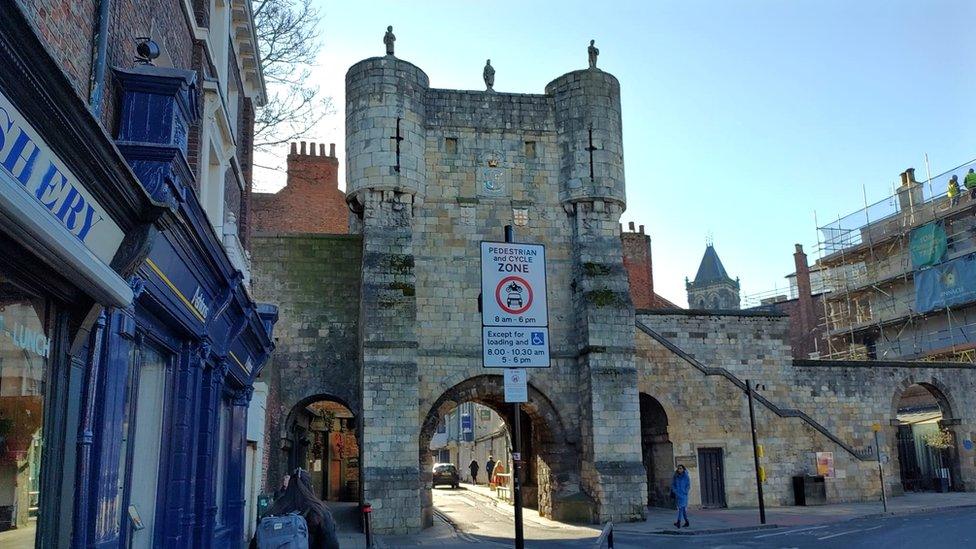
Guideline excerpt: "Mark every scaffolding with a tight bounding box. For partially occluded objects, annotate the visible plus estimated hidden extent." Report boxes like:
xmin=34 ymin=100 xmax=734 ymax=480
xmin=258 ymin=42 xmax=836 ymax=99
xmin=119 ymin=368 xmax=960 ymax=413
xmin=813 ymin=160 xmax=976 ymax=362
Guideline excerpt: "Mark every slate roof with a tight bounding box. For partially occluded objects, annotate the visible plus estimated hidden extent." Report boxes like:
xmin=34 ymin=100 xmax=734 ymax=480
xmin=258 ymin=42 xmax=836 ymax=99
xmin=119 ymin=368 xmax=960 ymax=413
xmin=693 ymin=245 xmax=734 ymax=285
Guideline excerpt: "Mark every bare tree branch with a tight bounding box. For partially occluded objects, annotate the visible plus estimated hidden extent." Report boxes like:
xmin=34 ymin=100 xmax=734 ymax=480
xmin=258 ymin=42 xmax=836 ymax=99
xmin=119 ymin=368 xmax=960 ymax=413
xmin=253 ymin=0 xmax=330 ymax=151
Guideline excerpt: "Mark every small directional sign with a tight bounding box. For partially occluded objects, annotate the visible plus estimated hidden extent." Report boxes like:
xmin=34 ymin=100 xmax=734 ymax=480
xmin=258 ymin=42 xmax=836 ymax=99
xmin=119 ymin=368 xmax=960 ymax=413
xmin=504 ymin=368 xmax=528 ymax=403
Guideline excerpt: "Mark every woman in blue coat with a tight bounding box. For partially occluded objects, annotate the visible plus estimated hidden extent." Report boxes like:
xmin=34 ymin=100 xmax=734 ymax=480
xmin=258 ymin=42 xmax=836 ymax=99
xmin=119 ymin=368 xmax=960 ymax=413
xmin=671 ymin=464 xmax=691 ymax=528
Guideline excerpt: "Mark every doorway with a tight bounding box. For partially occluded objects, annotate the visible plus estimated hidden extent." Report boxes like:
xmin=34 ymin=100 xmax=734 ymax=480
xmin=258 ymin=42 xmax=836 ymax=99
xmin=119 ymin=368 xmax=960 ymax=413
xmin=287 ymin=398 xmax=359 ymax=502
xmin=895 ymin=383 xmax=959 ymax=492
xmin=639 ymin=394 xmax=674 ymax=507
xmin=697 ymin=447 xmax=726 ymax=508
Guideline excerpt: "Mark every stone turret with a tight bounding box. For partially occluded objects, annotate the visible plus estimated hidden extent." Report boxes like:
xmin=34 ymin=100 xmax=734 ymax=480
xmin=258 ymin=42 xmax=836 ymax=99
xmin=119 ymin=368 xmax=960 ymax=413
xmin=345 ymin=54 xmax=429 ymax=534
xmin=547 ymin=69 xmax=626 ymax=208
xmin=345 ymin=56 xmax=429 ymax=211
xmin=548 ymin=67 xmax=646 ymax=521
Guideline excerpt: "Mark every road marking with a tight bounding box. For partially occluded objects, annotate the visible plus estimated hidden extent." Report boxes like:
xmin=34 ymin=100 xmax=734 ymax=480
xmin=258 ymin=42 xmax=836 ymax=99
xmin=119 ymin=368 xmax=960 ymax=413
xmin=817 ymin=525 xmax=882 ymax=540
xmin=754 ymin=525 xmax=827 ymax=538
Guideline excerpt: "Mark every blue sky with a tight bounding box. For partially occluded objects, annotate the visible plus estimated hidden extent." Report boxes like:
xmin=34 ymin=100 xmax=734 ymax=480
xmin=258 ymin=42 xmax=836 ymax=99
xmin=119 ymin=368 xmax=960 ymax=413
xmin=256 ymin=0 xmax=976 ymax=306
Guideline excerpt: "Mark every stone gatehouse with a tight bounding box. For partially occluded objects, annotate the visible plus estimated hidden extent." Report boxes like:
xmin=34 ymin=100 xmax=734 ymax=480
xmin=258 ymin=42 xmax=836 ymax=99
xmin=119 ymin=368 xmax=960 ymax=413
xmin=251 ymin=47 xmax=976 ymax=535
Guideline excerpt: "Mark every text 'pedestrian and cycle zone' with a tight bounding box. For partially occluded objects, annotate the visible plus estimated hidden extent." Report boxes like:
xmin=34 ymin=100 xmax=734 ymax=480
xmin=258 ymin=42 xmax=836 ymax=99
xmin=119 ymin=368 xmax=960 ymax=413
xmin=481 ymin=241 xmax=550 ymax=368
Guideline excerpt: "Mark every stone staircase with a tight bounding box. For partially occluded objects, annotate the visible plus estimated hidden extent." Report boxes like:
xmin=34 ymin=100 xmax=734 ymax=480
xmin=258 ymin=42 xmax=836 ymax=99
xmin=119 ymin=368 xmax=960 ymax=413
xmin=636 ymin=321 xmax=874 ymax=462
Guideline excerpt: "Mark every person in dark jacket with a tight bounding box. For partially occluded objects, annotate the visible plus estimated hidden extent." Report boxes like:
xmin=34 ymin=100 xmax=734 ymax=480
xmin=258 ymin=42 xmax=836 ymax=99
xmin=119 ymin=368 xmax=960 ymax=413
xmin=252 ymin=468 xmax=340 ymax=549
xmin=485 ymin=456 xmax=496 ymax=484
xmin=469 ymin=459 xmax=480 ymax=484
xmin=671 ymin=464 xmax=691 ymax=528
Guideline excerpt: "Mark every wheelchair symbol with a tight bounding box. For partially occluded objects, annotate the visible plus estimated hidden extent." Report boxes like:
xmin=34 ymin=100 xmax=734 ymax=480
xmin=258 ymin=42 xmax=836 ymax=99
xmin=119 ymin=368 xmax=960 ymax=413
xmin=531 ymin=332 xmax=545 ymax=345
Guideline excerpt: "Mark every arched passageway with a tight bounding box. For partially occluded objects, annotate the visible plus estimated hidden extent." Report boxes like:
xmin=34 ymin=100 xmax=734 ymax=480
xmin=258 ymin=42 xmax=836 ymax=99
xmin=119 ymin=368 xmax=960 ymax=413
xmin=894 ymin=383 xmax=960 ymax=492
xmin=283 ymin=395 xmax=360 ymax=502
xmin=419 ymin=375 xmax=579 ymax=527
xmin=639 ymin=393 xmax=674 ymax=507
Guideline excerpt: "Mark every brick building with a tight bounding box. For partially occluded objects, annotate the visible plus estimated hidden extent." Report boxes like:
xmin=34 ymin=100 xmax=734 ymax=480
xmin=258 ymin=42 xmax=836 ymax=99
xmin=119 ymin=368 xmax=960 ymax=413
xmin=0 ymin=1 xmax=275 ymax=546
xmin=252 ymin=141 xmax=348 ymax=234
xmin=621 ymin=222 xmax=679 ymax=310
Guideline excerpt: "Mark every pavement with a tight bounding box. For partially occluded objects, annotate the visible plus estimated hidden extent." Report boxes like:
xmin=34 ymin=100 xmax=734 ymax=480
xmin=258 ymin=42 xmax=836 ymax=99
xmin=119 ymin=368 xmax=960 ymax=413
xmin=317 ymin=487 xmax=976 ymax=547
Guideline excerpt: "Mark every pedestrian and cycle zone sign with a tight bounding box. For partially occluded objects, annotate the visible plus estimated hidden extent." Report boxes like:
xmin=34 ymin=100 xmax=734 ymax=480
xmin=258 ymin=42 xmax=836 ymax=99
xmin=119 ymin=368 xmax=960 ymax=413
xmin=481 ymin=241 xmax=550 ymax=368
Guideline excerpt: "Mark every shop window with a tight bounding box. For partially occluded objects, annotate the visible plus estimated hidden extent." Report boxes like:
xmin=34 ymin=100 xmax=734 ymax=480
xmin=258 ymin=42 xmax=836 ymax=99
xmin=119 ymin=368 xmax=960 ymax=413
xmin=215 ymin=396 xmax=231 ymax=526
xmin=123 ymin=344 xmax=169 ymax=548
xmin=0 ymin=278 xmax=51 ymax=540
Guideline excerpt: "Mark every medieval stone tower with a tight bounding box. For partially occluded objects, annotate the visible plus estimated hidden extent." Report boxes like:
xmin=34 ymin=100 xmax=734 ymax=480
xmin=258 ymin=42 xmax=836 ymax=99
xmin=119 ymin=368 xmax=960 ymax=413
xmin=343 ymin=44 xmax=645 ymax=533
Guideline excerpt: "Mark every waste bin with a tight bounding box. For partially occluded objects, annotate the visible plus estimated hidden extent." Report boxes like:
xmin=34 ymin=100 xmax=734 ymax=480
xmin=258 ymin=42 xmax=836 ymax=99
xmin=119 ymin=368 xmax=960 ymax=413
xmin=792 ymin=475 xmax=827 ymax=505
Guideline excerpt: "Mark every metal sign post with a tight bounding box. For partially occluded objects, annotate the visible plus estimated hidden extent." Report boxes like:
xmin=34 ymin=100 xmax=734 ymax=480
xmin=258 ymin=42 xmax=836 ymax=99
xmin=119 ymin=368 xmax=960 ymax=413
xmin=481 ymin=225 xmax=550 ymax=549
xmin=505 ymin=225 xmax=524 ymax=549
xmin=873 ymin=423 xmax=888 ymax=512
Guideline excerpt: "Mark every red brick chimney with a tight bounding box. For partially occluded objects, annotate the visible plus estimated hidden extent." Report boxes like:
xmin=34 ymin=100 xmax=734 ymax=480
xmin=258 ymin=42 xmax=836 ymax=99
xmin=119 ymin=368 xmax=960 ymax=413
xmin=793 ymin=243 xmax=814 ymax=353
xmin=251 ymin=141 xmax=348 ymax=234
xmin=622 ymin=222 xmax=654 ymax=309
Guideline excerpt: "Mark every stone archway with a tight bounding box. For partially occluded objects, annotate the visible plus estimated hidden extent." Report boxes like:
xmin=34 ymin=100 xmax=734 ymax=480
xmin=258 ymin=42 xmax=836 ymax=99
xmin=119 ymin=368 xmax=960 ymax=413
xmin=639 ymin=393 xmax=675 ymax=507
xmin=282 ymin=394 xmax=360 ymax=503
xmin=892 ymin=381 xmax=962 ymax=493
xmin=418 ymin=375 xmax=583 ymax=527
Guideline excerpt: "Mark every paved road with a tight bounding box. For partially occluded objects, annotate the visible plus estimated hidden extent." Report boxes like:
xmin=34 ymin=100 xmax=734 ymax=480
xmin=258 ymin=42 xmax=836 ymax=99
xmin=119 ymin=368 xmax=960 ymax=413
xmin=431 ymin=486 xmax=976 ymax=548
xmin=430 ymin=485 xmax=600 ymax=547
xmin=613 ymin=507 xmax=976 ymax=548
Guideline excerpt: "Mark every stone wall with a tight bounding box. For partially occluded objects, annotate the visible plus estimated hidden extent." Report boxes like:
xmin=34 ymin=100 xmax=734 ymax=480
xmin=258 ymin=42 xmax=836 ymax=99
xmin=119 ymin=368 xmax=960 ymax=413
xmin=250 ymin=233 xmax=362 ymax=491
xmin=635 ymin=310 xmax=976 ymax=507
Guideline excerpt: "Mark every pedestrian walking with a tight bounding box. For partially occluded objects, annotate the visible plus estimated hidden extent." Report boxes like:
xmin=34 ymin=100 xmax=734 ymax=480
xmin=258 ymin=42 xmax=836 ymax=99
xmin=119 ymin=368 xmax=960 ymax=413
xmin=469 ymin=459 xmax=480 ymax=484
xmin=671 ymin=464 xmax=691 ymax=529
xmin=252 ymin=468 xmax=340 ymax=549
xmin=486 ymin=455 xmax=496 ymax=485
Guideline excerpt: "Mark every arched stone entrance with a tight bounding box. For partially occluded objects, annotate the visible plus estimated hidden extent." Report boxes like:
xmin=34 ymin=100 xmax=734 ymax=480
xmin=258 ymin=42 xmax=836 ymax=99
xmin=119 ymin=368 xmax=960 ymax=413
xmin=418 ymin=375 xmax=582 ymax=527
xmin=892 ymin=382 xmax=961 ymax=493
xmin=282 ymin=394 xmax=361 ymax=502
xmin=639 ymin=393 xmax=675 ymax=507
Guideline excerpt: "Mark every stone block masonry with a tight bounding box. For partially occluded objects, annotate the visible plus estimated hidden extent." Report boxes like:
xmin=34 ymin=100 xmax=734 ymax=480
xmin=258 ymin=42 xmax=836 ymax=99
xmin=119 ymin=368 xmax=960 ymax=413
xmin=253 ymin=44 xmax=976 ymax=539
xmin=250 ymin=233 xmax=362 ymax=492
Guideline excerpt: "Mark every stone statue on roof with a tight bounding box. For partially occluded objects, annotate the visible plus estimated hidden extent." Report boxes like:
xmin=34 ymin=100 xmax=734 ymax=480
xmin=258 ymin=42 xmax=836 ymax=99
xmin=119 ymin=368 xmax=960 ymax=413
xmin=483 ymin=59 xmax=495 ymax=91
xmin=384 ymin=25 xmax=396 ymax=56
xmin=588 ymin=39 xmax=599 ymax=69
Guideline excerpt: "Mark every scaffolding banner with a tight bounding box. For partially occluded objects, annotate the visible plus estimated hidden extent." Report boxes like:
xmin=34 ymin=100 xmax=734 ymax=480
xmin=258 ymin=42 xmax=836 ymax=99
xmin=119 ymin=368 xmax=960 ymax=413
xmin=915 ymin=254 xmax=976 ymax=313
xmin=910 ymin=221 xmax=947 ymax=269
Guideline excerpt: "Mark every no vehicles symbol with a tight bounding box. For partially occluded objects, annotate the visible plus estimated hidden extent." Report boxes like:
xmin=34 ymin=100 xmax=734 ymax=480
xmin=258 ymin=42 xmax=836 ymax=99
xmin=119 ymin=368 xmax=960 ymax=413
xmin=495 ymin=276 xmax=533 ymax=315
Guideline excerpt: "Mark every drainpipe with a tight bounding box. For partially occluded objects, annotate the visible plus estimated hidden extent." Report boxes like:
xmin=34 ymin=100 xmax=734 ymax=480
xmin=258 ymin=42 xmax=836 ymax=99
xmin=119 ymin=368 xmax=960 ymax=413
xmin=89 ymin=0 xmax=112 ymax=118
xmin=72 ymin=311 xmax=107 ymax=548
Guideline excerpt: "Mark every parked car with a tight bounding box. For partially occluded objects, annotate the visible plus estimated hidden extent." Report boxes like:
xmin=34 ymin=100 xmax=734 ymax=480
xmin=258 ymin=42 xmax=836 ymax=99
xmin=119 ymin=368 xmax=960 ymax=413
xmin=432 ymin=463 xmax=460 ymax=489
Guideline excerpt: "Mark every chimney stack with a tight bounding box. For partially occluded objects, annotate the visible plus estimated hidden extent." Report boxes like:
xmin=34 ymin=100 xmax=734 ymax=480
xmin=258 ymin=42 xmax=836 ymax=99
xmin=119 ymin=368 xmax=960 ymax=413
xmin=628 ymin=221 xmax=635 ymax=231
xmin=793 ymin=243 xmax=814 ymax=357
xmin=329 ymin=143 xmax=336 ymax=157
xmin=639 ymin=224 xmax=645 ymax=234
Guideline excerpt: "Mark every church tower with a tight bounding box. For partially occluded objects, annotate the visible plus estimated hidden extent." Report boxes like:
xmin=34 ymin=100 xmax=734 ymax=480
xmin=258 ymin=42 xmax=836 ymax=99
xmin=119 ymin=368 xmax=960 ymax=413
xmin=686 ymin=244 xmax=740 ymax=310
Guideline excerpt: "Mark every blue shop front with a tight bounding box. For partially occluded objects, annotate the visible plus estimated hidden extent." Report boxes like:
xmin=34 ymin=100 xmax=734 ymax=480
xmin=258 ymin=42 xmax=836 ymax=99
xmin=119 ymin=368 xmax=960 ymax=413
xmin=73 ymin=68 xmax=277 ymax=547
xmin=0 ymin=5 xmax=275 ymax=547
